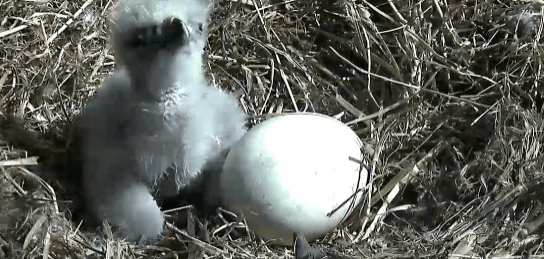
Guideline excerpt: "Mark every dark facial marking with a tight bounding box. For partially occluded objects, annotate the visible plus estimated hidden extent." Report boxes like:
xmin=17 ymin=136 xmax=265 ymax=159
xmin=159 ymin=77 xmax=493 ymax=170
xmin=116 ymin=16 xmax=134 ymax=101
xmin=124 ymin=17 xmax=187 ymax=51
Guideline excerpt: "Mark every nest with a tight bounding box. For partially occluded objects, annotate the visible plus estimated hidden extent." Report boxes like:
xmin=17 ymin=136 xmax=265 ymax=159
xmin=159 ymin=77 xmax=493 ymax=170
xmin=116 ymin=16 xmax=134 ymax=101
xmin=1 ymin=0 xmax=544 ymax=258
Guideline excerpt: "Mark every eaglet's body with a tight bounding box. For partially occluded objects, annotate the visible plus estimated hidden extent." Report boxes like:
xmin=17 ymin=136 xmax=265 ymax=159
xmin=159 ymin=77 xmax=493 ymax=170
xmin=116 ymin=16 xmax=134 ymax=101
xmin=78 ymin=0 xmax=246 ymax=243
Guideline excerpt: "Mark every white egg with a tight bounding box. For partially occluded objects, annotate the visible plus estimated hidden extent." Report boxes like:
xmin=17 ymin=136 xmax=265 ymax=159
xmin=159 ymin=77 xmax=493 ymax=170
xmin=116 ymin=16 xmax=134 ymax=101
xmin=220 ymin=112 xmax=367 ymax=246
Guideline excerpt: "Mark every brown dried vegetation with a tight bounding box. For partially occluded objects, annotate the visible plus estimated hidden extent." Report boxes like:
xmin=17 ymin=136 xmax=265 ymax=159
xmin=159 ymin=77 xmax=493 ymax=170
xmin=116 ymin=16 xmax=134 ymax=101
xmin=1 ymin=0 xmax=544 ymax=258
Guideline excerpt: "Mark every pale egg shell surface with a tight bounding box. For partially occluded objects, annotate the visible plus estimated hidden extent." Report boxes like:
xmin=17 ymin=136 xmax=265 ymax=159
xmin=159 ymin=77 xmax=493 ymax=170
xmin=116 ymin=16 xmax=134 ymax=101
xmin=220 ymin=113 xmax=367 ymax=246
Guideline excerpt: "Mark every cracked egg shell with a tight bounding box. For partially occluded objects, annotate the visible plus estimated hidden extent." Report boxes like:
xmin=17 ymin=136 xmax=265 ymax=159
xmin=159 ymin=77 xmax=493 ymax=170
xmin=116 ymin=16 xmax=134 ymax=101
xmin=220 ymin=113 xmax=367 ymax=246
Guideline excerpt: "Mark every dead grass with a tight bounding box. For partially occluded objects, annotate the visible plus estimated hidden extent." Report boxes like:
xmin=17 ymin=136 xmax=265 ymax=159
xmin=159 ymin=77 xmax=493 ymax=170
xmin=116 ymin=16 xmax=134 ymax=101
xmin=1 ymin=0 xmax=544 ymax=258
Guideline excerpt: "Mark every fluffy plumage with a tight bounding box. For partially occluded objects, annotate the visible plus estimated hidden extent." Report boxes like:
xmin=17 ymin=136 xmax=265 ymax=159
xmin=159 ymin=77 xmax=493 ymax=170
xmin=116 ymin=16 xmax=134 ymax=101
xmin=78 ymin=0 xmax=247 ymax=243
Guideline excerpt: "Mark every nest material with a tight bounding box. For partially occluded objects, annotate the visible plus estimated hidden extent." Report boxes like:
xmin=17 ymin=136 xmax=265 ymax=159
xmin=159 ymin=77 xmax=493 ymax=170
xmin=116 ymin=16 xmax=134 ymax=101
xmin=1 ymin=0 xmax=544 ymax=258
